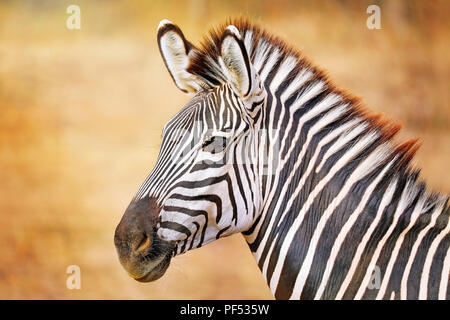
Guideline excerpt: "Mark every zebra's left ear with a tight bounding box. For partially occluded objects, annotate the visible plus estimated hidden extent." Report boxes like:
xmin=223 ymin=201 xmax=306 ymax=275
xmin=219 ymin=26 xmax=264 ymax=105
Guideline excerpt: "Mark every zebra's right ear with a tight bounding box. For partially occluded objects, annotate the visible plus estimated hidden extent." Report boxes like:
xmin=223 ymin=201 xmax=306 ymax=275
xmin=157 ymin=20 xmax=202 ymax=94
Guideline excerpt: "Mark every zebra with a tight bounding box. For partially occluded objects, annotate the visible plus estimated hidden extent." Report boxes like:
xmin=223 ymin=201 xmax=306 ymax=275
xmin=114 ymin=18 xmax=450 ymax=300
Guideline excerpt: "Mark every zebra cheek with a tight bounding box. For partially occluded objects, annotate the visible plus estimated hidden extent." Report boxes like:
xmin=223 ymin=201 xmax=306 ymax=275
xmin=157 ymin=227 xmax=188 ymax=242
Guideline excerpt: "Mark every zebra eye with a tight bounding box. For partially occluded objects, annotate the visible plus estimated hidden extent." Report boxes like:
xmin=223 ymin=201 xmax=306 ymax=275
xmin=202 ymin=135 xmax=227 ymax=154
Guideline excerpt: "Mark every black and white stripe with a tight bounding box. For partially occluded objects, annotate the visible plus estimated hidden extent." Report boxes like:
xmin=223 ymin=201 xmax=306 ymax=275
xmin=133 ymin=19 xmax=449 ymax=299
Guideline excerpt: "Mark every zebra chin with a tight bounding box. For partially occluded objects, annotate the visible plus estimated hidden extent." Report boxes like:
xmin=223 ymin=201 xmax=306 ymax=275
xmin=131 ymin=251 xmax=172 ymax=283
xmin=114 ymin=196 xmax=176 ymax=282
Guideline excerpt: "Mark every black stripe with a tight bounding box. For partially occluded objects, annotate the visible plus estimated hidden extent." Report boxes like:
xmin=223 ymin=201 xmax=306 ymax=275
xmin=160 ymin=221 xmax=192 ymax=238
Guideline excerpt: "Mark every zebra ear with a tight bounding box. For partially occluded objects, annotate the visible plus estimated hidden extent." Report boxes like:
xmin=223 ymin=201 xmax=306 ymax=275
xmin=157 ymin=20 xmax=202 ymax=94
xmin=219 ymin=25 xmax=255 ymax=98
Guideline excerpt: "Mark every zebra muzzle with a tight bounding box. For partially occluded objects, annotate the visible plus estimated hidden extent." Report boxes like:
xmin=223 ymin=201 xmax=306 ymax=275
xmin=114 ymin=197 xmax=174 ymax=282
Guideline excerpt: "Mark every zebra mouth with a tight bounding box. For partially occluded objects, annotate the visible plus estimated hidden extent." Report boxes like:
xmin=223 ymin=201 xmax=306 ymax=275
xmin=134 ymin=251 xmax=172 ymax=282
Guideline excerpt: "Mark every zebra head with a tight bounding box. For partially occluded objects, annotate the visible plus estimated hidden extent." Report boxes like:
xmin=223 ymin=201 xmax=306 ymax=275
xmin=114 ymin=20 xmax=267 ymax=282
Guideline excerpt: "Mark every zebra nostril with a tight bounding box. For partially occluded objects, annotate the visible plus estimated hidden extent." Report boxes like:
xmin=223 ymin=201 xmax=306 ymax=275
xmin=135 ymin=234 xmax=152 ymax=253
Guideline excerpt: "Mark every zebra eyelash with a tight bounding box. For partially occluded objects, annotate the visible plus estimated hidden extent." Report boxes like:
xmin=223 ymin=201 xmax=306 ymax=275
xmin=201 ymin=135 xmax=228 ymax=153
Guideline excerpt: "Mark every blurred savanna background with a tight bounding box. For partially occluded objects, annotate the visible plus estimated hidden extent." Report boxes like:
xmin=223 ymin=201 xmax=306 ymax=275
xmin=0 ymin=0 xmax=449 ymax=299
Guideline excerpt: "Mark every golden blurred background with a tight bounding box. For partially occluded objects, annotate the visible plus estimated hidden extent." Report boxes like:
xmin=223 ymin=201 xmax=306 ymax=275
xmin=0 ymin=0 xmax=448 ymax=299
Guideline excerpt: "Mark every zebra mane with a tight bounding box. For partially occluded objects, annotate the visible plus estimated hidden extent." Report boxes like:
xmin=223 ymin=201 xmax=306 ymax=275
xmin=188 ymin=18 xmax=306 ymax=88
